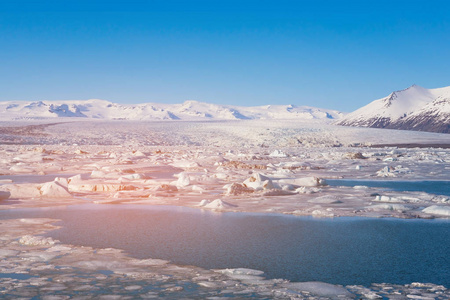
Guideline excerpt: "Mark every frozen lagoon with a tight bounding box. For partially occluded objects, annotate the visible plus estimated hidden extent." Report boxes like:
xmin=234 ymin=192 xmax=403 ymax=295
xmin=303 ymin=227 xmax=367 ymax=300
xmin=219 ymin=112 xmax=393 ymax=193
xmin=1 ymin=119 xmax=450 ymax=298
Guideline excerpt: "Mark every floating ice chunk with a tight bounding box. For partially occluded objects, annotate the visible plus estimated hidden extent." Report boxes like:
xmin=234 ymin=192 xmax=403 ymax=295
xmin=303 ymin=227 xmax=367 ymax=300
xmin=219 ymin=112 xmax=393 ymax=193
xmin=131 ymin=150 xmax=146 ymax=157
xmin=383 ymin=157 xmax=398 ymax=162
xmin=67 ymin=174 xmax=88 ymax=183
xmin=155 ymin=184 xmax=178 ymax=193
xmin=376 ymin=165 xmax=411 ymax=177
xmin=19 ymin=235 xmax=59 ymax=246
xmin=40 ymin=181 xmax=72 ymax=198
xmin=129 ymin=258 xmax=169 ymax=266
xmin=203 ymin=199 xmax=235 ymax=209
xmin=269 ymin=149 xmax=287 ymax=157
xmin=296 ymin=187 xmax=322 ymax=194
xmin=9 ymin=165 xmax=35 ymax=173
xmin=0 ymin=249 xmax=18 ymax=257
xmin=243 ymin=173 xmax=275 ymax=190
xmin=119 ymin=173 xmax=147 ymax=180
xmin=279 ymin=176 xmax=326 ymax=187
xmin=373 ymin=195 xmax=403 ymax=203
xmin=262 ymin=189 xmax=295 ymax=196
xmin=90 ymin=170 xmax=107 ymax=178
xmin=174 ymin=172 xmax=190 ymax=187
xmin=214 ymin=172 xmax=228 ymax=180
xmin=345 ymin=152 xmax=366 ymax=159
xmin=0 ymin=190 xmax=11 ymax=200
xmin=312 ymin=210 xmax=335 ymax=218
xmin=308 ymin=196 xmax=342 ymax=204
xmin=68 ymin=183 xmax=136 ymax=192
xmin=369 ymin=204 xmax=411 ymax=212
xmin=1 ymin=184 xmax=42 ymax=198
xmin=191 ymin=185 xmax=204 ymax=193
xmin=46 ymin=245 xmax=72 ymax=252
xmin=353 ymin=185 xmax=368 ymax=189
xmin=12 ymin=153 xmax=45 ymax=163
xmin=287 ymin=281 xmax=353 ymax=298
xmin=197 ymin=199 xmax=210 ymax=206
xmin=422 ymin=205 xmax=450 ymax=216
xmin=75 ymin=149 xmax=88 ymax=154
xmin=170 ymin=160 xmax=200 ymax=168
xmin=281 ymin=184 xmax=295 ymax=191
xmin=376 ymin=166 xmax=397 ymax=177
xmin=216 ymin=268 xmax=265 ymax=276
xmin=54 ymin=177 xmax=68 ymax=188
xmin=21 ymin=250 xmax=59 ymax=261
xmin=406 ymin=295 xmax=435 ymax=300
xmin=216 ymin=268 xmax=266 ymax=282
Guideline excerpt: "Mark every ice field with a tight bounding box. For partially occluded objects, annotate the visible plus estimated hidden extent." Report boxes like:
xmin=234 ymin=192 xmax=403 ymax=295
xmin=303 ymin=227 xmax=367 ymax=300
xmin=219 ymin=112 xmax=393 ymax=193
xmin=0 ymin=119 xmax=449 ymax=299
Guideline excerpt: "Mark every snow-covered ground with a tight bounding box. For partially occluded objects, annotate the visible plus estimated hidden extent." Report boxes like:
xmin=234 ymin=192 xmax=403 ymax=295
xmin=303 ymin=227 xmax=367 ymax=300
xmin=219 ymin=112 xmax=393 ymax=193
xmin=0 ymin=119 xmax=449 ymax=298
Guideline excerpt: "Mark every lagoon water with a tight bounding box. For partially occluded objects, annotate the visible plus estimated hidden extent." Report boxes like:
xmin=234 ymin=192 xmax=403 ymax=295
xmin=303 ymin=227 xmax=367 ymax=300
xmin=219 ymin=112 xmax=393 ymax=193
xmin=327 ymin=179 xmax=450 ymax=196
xmin=1 ymin=204 xmax=449 ymax=287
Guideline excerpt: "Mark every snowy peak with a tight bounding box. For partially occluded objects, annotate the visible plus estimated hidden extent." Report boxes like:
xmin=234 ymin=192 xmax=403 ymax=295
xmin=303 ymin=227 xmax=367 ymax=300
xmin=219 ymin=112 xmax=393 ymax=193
xmin=0 ymin=99 xmax=343 ymax=122
xmin=337 ymin=85 xmax=450 ymax=133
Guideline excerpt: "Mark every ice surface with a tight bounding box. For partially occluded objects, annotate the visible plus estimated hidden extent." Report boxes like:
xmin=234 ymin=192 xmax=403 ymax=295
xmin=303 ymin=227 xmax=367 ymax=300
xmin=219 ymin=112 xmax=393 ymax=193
xmin=202 ymin=199 xmax=236 ymax=210
xmin=288 ymin=281 xmax=354 ymax=298
xmin=40 ymin=181 xmax=72 ymax=198
xmin=0 ymin=119 xmax=449 ymax=298
xmin=422 ymin=205 xmax=450 ymax=216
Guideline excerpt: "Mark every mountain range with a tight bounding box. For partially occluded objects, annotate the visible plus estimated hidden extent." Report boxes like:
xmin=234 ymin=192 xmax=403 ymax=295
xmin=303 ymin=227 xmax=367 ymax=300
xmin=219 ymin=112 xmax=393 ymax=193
xmin=0 ymin=99 xmax=343 ymax=121
xmin=1 ymin=85 xmax=449 ymax=133
xmin=336 ymin=85 xmax=450 ymax=133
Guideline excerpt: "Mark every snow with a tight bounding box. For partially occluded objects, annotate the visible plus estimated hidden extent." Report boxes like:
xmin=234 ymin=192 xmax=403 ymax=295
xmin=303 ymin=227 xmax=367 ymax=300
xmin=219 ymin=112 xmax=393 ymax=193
xmin=337 ymin=84 xmax=450 ymax=133
xmin=242 ymin=173 xmax=275 ymax=190
xmin=287 ymin=281 xmax=354 ymax=297
xmin=422 ymin=205 xmax=450 ymax=216
xmin=202 ymin=199 xmax=235 ymax=209
xmin=0 ymin=117 xmax=449 ymax=298
xmin=40 ymin=181 xmax=72 ymax=198
xmin=173 ymin=172 xmax=191 ymax=187
xmin=19 ymin=235 xmax=59 ymax=246
xmin=278 ymin=176 xmax=327 ymax=187
xmin=0 ymin=99 xmax=344 ymax=121
xmin=339 ymin=85 xmax=435 ymax=122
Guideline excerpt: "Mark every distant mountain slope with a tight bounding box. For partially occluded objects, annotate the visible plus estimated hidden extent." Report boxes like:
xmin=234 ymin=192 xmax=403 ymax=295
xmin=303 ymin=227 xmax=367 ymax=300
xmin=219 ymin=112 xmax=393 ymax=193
xmin=336 ymin=85 xmax=450 ymax=133
xmin=0 ymin=99 xmax=344 ymax=121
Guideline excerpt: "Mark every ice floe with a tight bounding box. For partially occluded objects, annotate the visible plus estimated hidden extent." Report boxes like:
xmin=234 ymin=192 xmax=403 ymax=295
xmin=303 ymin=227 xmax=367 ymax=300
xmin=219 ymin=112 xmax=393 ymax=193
xmin=422 ymin=205 xmax=450 ymax=216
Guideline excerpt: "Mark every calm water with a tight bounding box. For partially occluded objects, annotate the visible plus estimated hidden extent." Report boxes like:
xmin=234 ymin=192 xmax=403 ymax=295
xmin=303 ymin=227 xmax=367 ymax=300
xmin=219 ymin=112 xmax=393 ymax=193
xmin=327 ymin=179 xmax=450 ymax=196
xmin=1 ymin=205 xmax=449 ymax=287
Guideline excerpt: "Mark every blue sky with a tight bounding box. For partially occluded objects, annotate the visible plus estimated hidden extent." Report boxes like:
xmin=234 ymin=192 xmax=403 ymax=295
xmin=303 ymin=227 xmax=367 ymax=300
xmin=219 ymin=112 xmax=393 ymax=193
xmin=1 ymin=0 xmax=449 ymax=111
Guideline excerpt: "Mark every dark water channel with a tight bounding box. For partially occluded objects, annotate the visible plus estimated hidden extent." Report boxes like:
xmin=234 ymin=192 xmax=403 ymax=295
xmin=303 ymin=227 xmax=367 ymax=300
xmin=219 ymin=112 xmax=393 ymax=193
xmin=327 ymin=179 xmax=450 ymax=196
xmin=1 ymin=205 xmax=449 ymax=287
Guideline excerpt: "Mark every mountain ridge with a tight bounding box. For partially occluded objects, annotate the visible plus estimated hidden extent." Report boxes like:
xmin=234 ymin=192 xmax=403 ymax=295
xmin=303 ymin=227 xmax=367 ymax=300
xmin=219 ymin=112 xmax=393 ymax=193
xmin=336 ymin=85 xmax=450 ymax=133
xmin=0 ymin=99 xmax=344 ymax=121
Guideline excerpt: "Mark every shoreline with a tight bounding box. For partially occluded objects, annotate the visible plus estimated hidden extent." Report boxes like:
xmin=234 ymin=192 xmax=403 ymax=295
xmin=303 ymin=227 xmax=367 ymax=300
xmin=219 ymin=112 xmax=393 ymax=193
xmin=370 ymin=143 xmax=450 ymax=149
xmin=0 ymin=212 xmax=448 ymax=299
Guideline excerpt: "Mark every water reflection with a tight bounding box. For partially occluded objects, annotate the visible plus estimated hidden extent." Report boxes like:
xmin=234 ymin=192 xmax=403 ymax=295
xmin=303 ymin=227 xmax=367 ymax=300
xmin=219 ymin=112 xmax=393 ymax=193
xmin=1 ymin=205 xmax=449 ymax=287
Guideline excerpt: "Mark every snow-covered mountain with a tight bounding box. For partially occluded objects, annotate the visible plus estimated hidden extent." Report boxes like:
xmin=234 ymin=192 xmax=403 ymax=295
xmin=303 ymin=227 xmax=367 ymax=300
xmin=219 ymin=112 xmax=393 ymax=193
xmin=336 ymin=85 xmax=450 ymax=133
xmin=0 ymin=99 xmax=344 ymax=121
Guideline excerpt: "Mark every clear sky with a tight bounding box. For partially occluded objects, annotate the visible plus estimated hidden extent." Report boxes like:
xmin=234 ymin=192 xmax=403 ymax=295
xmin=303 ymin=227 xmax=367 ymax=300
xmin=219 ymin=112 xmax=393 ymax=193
xmin=1 ymin=0 xmax=449 ymax=112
